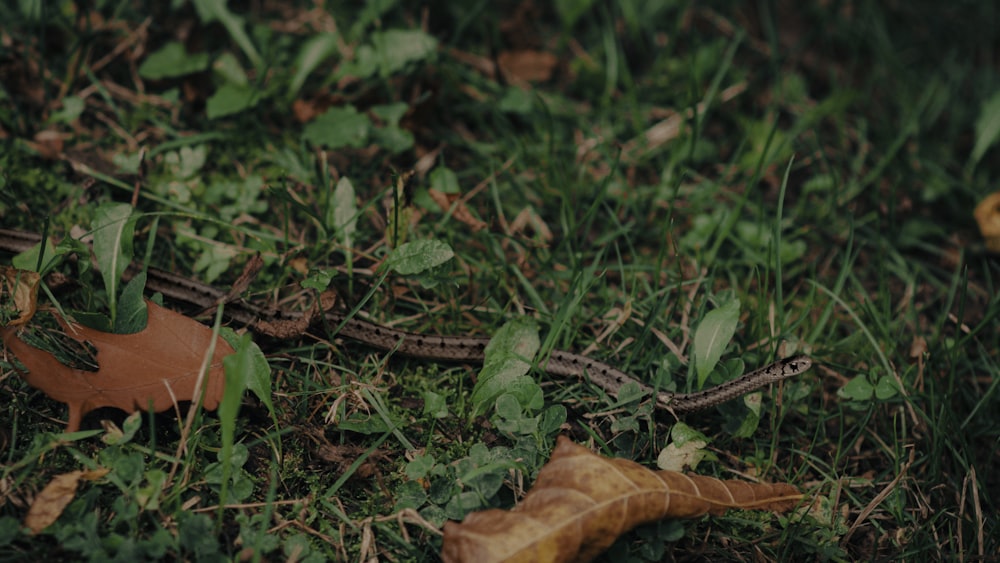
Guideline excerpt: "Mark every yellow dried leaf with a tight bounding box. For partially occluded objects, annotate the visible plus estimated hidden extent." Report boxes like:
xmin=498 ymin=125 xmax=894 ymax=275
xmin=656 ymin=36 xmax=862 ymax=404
xmin=656 ymin=437 xmax=709 ymax=473
xmin=24 ymin=468 xmax=109 ymax=533
xmin=974 ymin=191 xmax=1000 ymax=252
xmin=1 ymin=267 xmax=40 ymax=327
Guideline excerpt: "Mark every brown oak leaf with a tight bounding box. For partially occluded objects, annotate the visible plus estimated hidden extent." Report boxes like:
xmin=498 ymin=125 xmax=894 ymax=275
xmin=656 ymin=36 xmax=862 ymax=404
xmin=2 ymin=300 xmax=232 ymax=431
xmin=442 ymin=436 xmax=802 ymax=563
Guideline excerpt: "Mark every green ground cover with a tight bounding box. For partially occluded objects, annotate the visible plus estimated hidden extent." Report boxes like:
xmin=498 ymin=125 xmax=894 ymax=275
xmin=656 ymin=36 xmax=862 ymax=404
xmin=0 ymin=1 xmax=997 ymax=560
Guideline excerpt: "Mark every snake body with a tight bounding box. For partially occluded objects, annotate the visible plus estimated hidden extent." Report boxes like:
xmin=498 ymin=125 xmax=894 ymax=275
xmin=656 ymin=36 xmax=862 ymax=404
xmin=0 ymin=228 xmax=812 ymax=414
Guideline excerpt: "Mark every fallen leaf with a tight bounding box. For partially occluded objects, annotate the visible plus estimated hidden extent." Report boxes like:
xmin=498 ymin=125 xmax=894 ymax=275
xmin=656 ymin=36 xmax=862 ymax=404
xmin=24 ymin=468 xmax=109 ymax=534
xmin=442 ymin=436 xmax=802 ymax=563
xmin=1 ymin=266 xmax=40 ymax=327
xmin=428 ymin=188 xmax=487 ymax=231
xmin=252 ymin=301 xmax=319 ymax=340
xmin=497 ymin=50 xmax=558 ymax=84
xmin=27 ymin=129 xmax=67 ymax=160
xmin=974 ymin=191 xmax=1000 ymax=252
xmin=656 ymin=437 xmax=709 ymax=473
xmin=2 ymin=300 xmax=233 ymax=431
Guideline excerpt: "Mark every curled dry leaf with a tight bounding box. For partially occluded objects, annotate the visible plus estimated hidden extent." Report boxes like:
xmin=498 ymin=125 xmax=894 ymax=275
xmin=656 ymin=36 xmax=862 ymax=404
xmin=2 ymin=300 xmax=232 ymax=431
xmin=497 ymin=50 xmax=558 ymax=84
xmin=24 ymin=468 xmax=110 ymax=534
xmin=442 ymin=436 xmax=802 ymax=563
xmin=428 ymin=188 xmax=487 ymax=232
xmin=1 ymin=266 xmax=40 ymax=327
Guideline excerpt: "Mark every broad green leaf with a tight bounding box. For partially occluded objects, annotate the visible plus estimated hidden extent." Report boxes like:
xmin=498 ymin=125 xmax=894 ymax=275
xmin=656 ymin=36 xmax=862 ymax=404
xmin=422 ymin=391 xmax=449 ymax=419
xmin=430 ymin=167 xmax=461 ymax=194
xmin=838 ymin=376 xmax=874 ymax=401
xmin=301 ymin=269 xmax=335 ymax=291
xmin=971 ymin=89 xmax=1000 ymax=166
xmin=138 ymin=42 xmax=209 ymax=79
xmin=288 ymin=33 xmax=339 ymax=99
xmin=191 ymin=0 xmax=262 ymax=69
xmin=445 ymin=491 xmax=487 ymax=521
xmin=53 ymin=429 xmax=104 ymax=442
xmin=498 ymin=87 xmax=534 ymax=114
xmin=472 ymin=359 xmax=538 ymax=416
xmin=494 ymin=396 xmax=540 ymax=435
xmin=92 ymin=202 xmax=137 ymax=326
xmin=135 ymin=469 xmax=167 ymax=510
xmin=494 ymin=393 xmax=522 ymax=420
xmin=114 ymin=272 xmax=148 ymax=334
xmin=613 ymin=381 xmax=645 ymax=405
xmin=17 ymin=0 xmax=43 ymax=22
xmin=112 ymin=152 xmax=143 ymax=175
xmin=302 ymin=106 xmax=372 ymax=149
xmin=874 ymin=376 xmax=899 ymax=400
xmin=395 ymin=481 xmax=428 ymax=511
xmin=505 ymin=379 xmax=544 ymax=411
xmin=693 ymin=298 xmax=740 ymax=386
xmin=193 ymin=244 xmax=237 ymax=283
xmin=164 ymin=145 xmax=208 ymax=180
xmin=12 ymin=238 xmax=66 ymax=274
xmin=538 ymin=404 xmax=567 ymax=435
xmin=471 ymin=318 xmax=541 ymax=415
xmin=220 ymin=334 xmax=251 ymax=424
xmin=221 ymin=329 xmax=274 ymax=419
xmin=371 ymin=126 xmax=414 ymax=153
xmin=335 ymin=411 xmax=393 ymax=434
xmin=370 ymin=29 xmax=437 ymax=77
xmin=370 ymin=103 xmax=409 ymax=126
xmin=337 ymin=44 xmax=379 ymax=79
xmin=212 ymin=51 xmax=248 ymax=86
xmin=555 ymin=0 xmax=597 ymax=28
xmin=220 ymin=332 xmax=253 ymax=509
xmin=347 ymin=0 xmax=398 ymax=40
xmin=404 ymin=453 xmax=436 ymax=480
xmin=206 ymin=83 xmax=259 ymax=119
xmin=734 ymin=221 xmax=807 ymax=264
xmin=72 ymin=310 xmax=112 ymax=332
xmin=384 ymin=240 xmax=454 ymax=275
xmin=330 ymin=176 xmax=358 ymax=249
xmin=671 ymin=422 xmax=711 ymax=446
xmin=731 ymin=393 xmax=762 ymax=438
xmin=47 ymin=96 xmax=85 ymax=124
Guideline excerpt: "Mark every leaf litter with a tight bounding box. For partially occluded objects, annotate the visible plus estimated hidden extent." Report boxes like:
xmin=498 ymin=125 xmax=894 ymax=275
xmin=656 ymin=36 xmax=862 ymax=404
xmin=2 ymin=298 xmax=232 ymax=431
xmin=442 ymin=436 xmax=801 ymax=563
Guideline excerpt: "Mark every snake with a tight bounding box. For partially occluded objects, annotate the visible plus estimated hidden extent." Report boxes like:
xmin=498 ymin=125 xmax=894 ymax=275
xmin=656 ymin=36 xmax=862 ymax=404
xmin=0 ymin=228 xmax=812 ymax=414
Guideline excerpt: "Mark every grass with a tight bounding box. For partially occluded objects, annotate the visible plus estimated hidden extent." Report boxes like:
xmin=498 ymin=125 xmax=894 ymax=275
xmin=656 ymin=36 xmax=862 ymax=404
xmin=1 ymin=1 xmax=998 ymax=560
